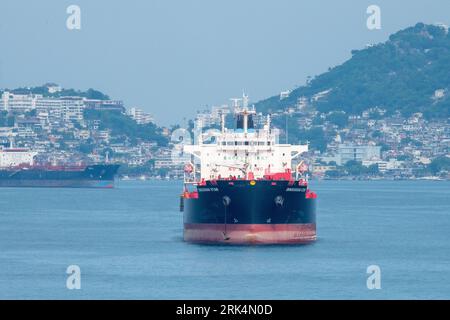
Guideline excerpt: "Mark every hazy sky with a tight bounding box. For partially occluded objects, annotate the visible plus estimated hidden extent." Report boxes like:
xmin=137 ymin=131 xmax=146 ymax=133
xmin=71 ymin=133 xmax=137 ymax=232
xmin=1 ymin=0 xmax=449 ymax=125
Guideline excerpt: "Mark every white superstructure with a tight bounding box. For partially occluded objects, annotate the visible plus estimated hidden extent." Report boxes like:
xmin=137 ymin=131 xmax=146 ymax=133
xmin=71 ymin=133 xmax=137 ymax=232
xmin=0 ymin=147 xmax=37 ymax=167
xmin=184 ymin=97 xmax=308 ymax=181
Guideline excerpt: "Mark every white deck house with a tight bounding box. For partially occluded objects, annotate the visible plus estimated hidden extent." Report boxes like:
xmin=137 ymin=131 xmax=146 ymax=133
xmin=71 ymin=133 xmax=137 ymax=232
xmin=184 ymin=103 xmax=308 ymax=181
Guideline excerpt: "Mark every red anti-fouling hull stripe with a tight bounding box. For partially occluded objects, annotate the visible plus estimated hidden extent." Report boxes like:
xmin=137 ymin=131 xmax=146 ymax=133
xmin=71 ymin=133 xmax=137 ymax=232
xmin=184 ymin=223 xmax=316 ymax=244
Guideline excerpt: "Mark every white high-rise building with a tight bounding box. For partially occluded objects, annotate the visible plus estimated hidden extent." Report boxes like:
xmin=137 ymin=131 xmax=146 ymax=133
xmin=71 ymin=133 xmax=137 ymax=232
xmin=129 ymin=108 xmax=154 ymax=125
xmin=0 ymin=92 xmax=87 ymax=125
xmin=1 ymin=92 xmax=38 ymax=112
xmin=61 ymin=97 xmax=85 ymax=122
xmin=337 ymin=143 xmax=381 ymax=165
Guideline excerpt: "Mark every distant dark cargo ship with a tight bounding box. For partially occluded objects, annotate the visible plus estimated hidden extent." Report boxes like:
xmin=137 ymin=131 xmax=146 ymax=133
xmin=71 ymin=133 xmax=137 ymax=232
xmin=180 ymin=95 xmax=317 ymax=245
xmin=0 ymin=147 xmax=119 ymax=188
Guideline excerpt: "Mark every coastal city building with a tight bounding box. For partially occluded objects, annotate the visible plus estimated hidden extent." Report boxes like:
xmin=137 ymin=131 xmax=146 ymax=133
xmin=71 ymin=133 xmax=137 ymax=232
xmin=128 ymin=107 xmax=154 ymax=124
xmin=337 ymin=144 xmax=381 ymax=165
xmin=0 ymin=84 xmax=448 ymax=180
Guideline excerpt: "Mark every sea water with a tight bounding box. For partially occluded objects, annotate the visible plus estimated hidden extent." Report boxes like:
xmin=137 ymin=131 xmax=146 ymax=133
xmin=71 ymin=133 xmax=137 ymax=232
xmin=0 ymin=180 xmax=449 ymax=299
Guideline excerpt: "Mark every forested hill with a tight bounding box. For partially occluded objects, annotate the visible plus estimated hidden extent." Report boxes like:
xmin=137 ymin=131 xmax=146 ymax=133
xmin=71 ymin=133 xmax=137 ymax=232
xmin=255 ymin=23 xmax=450 ymax=118
xmin=0 ymin=85 xmax=110 ymax=100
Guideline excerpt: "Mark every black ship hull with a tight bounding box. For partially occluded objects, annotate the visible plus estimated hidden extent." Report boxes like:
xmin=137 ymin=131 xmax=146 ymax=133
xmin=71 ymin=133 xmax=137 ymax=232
xmin=182 ymin=180 xmax=317 ymax=244
xmin=0 ymin=164 xmax=120 ymax=188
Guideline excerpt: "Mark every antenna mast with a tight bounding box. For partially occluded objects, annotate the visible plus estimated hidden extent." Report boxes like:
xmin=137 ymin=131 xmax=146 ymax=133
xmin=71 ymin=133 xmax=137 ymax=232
xmin=230 ymin=98 xmax=242 ymax=110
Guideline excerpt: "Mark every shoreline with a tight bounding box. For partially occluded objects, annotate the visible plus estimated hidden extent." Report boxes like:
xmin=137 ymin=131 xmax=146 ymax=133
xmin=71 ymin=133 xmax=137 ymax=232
xmin=117 ymin=176 xmax=450 ymax=182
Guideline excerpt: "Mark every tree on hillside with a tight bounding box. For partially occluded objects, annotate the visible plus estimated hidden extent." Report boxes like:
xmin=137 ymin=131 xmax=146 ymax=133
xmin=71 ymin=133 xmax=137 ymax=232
xmin=428 ymin=156 xmax=450 ymax=174
xmin=255 ymin=23 xmax=450 ymax=119
xmin=84 ymin=110 xmax=168 ymax=146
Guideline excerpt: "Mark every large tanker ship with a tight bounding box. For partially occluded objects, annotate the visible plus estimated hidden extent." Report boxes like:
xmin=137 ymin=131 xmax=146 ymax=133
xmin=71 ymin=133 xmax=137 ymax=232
xmin=0 ymin=146 xmax=119 ymax=188
xmin=180 ymin=97 xmax=317 ymax=245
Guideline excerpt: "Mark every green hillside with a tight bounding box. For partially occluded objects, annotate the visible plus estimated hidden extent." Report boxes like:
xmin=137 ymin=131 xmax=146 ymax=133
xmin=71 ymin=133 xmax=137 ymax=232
xmin=255 ymin=23 xmax=450 ymax=119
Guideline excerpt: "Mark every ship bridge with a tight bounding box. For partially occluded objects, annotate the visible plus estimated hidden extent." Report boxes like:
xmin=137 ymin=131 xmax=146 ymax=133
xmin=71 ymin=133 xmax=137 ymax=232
xmin=184 ymin=97 xmax=308 ymax=181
